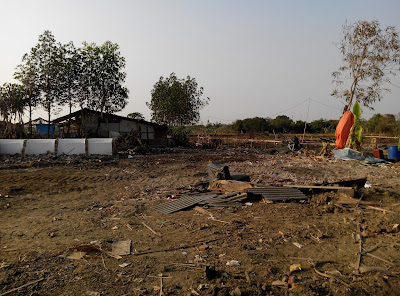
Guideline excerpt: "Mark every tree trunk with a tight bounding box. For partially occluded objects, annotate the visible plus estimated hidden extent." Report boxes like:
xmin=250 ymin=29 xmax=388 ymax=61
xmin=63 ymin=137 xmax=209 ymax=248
xmin=47 ymin=103 xmax=51 ymax=139
xmin=29 ymin=101 xmax=32 ymax=138
xmin=67 ymin=101 xmax=72 ymax=137
xmin=80 ymin=108 xmax=86 ymax=138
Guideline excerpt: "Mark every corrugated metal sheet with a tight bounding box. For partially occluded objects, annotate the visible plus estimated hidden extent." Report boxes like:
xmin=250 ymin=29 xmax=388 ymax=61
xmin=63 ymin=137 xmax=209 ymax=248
xmin=152 ymin=194 xmax=217 ymax=214
xmin=246 ymin=187 xmax=306 ymax=201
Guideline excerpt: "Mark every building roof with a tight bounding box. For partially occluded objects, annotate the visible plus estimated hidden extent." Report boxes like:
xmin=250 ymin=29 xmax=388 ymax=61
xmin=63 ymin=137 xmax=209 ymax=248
xmin=52 ymin=108 xmax=164 ymax=128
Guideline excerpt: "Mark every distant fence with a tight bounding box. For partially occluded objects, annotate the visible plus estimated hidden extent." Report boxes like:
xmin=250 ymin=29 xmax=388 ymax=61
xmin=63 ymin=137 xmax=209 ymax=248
xmin=0 ymin=138 xmax=114 ymax=156
xmin=188 ymin=133 xmax=399 ymax=150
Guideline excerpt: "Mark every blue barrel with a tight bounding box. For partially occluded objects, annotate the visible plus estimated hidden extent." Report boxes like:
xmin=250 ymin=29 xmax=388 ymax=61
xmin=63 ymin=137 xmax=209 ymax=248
xmin=388 ymin=146 xmax=400 ymax=161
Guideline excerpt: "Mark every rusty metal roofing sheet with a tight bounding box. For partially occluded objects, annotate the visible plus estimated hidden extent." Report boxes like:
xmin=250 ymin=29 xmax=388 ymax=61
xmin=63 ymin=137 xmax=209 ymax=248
xmin=152 ymin=194 xmax=217 ymax=214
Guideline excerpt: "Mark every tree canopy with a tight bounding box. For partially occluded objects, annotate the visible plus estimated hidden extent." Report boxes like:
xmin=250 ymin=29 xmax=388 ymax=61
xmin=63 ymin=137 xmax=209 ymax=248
xmin=127 ymin=112 xmax=145 ymax=120
xmin=147 ymin=73 xmax=209 ymax=126
xmin=10 ymin=30 xmax=129 ymax=136
xmin=332 ymin=20 xmax=400 ymax=110
xmin=0 ymin=83 xmax=25 ymax=123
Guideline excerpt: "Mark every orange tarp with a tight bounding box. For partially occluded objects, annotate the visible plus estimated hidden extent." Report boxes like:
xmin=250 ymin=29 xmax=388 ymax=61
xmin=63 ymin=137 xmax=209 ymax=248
xmin=335 ymin=110 xmax=354 ymax=149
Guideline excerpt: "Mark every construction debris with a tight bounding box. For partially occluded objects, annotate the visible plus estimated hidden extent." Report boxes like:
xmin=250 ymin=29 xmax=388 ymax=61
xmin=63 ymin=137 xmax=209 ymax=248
xmin=247 ymin=186 xmax=307 ymax=201
xmin=152 ymin=193 xmax=217 ymax=214
xmin=207 ymin=163 xmax=250 ymax=184
xmin=210 ymin=180 xmax=256 ymax=192
xmin=112 ymin=240 xmax=132 ymax=256
xmin=152 ymin=164 xmax=373 ymax=214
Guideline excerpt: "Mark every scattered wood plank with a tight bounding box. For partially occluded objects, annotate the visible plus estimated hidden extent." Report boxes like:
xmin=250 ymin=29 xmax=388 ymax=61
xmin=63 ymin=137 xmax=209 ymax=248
xmin=284 ymin=185 xmax=354 ymax=190
xmin=313 ymin=267 xmax=351 ymax=288
xmin=367 ymin=206 xmax=395 ymax=213
xmin=354 ymin=225 xmax=363 ymax=274
xmin=142 ymin=222 xmax=161 ymax=236
xmin=334 ymin=196 xmax=377 ymax=206
xmin=364 ymin=253 xmax=396 ymax=266
xmin=0 ymin=277 xmax=48 ymax=296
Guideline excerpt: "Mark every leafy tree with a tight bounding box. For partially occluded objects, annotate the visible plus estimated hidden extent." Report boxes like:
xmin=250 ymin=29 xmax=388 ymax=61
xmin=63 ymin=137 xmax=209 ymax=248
xmin=376 ymin=114 xmax=397 ymax=134
xmin=332 ymin=20 xmax=400 ymax=110
xmin=308 ymin=119 xmax=338 ymax=134
xmin=81 ymin=41 xmax=129 ymax=135
xmin=366 ymin=113 xmax=384 ymax=133
xmin=0 ymin=83 xmax=25 ymax=138
xmin=58 ymin=41 xmax=81 ymax=136
xmin=32 ymin=30 xmax=63 ymax=136
xmin=127 ymin=112 xmax=145 ymax=120
xmin=14 ymin=53 xmax=40 ymax=136
xmin=12 ymin=31 xmax=130 ymax=138
xmin=293 ymin=120 xmax=306 ymax=133
xmin=147 ymin=73 xmax=209 ymax=126
xmin=271 ymin=115 xmax=294 ymax=133
xmin=232 ymin=117 xmax=269 ymax=133
xmin=85 ymin=41 xmax=129 ymax=114
xmin=232 ymin=119 xmax=244 ymax=133
xmin=0 ymin=83 xmax=25 ymax=122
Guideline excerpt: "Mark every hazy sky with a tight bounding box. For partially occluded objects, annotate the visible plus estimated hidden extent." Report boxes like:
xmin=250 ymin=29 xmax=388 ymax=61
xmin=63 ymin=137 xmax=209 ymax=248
xmin=1 ymin=0 xmax=399 ymax=124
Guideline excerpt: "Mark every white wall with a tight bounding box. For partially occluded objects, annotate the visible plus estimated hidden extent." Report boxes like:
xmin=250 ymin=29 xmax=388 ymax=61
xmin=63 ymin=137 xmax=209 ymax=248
xmin=88 ymin=138 xmax=113 ymax=155
xmin=0 ymin=139 xmax=25 ymax=155
xmin=57 ymin=139 xmax=86 ymax=156
xmin=25 ymin=139 xmax=56 ymax=155
xmin=1 ymin=138 xmax=114 ymax=156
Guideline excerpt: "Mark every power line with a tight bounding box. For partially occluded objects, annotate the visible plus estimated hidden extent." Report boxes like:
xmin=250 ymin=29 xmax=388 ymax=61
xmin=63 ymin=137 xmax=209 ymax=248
xmin=387 ymin=81 xmax=400 ymax=89
xmin=310 ymin=98 xmax=342 ymax=111
xmin=207 ymin=116 xmax=234 ymax=123
xmin=268 ymin=99 xmax=309 ymax=117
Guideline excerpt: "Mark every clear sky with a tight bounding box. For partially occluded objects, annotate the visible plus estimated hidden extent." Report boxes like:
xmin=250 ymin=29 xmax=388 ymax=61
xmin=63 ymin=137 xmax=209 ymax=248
xmin=1 ymin=0 xmax=399 ymax=124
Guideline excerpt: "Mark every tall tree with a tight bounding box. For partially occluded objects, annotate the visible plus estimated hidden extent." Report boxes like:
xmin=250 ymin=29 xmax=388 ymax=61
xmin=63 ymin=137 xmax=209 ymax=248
xmin=58 ymin=41 xmax=81 ymax=136
xmin=85 ymin=41 xmax=129 ymax=114
xmin=147 ymin=73 xmax=209 ymax=126
xmin=14 ymin=51 xmax=40 ymax=136
xmin=82 ymin=41 xmax=129 ymax=135
xmin=0 ymin=83 xmax=25 ymax=138
xmin=33 ymin=30 xmax=63 ymax=136
xmin=332 ymin=20 xmax=400 ymax=110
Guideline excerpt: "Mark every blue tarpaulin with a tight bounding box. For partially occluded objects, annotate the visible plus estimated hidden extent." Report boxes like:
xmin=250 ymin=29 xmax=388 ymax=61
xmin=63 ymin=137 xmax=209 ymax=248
xmin=36 ymin=124 xmax=55 ymax=134
xmin=333 ymin=148 xmax=388 ymax=164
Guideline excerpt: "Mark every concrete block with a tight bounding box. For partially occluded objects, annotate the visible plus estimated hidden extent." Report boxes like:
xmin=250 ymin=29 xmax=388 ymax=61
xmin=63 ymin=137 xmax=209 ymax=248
xmin=0 ymin=139 xmax=25 ymax=155
xmin=25 ymin=139 xmax=56 ymax=155
xmin=58 ymin=139 xmax=86 ymax=156
xmin=88 ymin=138 xmax=113 ymax=155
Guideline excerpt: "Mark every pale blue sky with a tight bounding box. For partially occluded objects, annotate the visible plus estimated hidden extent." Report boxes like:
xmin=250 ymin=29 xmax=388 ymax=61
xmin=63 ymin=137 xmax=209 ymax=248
xmin=1 ymin=0 xmax=399 ymax=123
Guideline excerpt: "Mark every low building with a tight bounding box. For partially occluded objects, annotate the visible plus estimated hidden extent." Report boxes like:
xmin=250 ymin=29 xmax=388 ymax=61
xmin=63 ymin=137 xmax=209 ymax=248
xmin=52 ymin=108 xmax=168 ymax=145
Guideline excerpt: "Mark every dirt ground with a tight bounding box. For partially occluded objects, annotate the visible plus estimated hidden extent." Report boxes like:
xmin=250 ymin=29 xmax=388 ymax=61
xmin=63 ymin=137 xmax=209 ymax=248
xmin=0 ymin=147 xmax=400 ymax=295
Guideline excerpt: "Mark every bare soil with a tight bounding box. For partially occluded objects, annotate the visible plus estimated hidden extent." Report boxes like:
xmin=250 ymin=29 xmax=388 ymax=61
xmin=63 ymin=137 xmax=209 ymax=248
xmin=0 ymin=148 xmax=399 ymax=295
